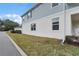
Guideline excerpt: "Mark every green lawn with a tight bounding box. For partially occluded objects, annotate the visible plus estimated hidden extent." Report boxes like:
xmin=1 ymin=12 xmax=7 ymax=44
xmin=7 ymin=32 xmax=79 ymax=56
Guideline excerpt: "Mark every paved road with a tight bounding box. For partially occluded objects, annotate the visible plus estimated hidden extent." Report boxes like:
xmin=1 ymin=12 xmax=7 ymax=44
xmin=0 ymin=32 xmax=21 ymax=56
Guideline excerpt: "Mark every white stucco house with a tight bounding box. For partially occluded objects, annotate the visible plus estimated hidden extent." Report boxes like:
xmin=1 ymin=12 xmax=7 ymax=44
xmin=21 ymin=3 xmax=79 ymax=42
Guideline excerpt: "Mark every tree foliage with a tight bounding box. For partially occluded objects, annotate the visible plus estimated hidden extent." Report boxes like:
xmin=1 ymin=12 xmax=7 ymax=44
xmin=0 ymin=19 xmax=19 ymax=31
xmin=0 ymin=19 xmax=3 ymax=26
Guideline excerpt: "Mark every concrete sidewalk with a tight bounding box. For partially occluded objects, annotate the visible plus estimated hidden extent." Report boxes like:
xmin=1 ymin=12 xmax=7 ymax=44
xmin=0 ymin=32 xmax=21 ymax=56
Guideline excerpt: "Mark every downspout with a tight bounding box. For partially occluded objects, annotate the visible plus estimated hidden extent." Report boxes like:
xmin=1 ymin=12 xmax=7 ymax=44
xmin=61 ymin=3 xmax=67 ymax=44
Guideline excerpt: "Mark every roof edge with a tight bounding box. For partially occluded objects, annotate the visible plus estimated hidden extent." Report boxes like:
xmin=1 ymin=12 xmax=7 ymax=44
xmin=21 ymin=3 xmax=42 ymax=17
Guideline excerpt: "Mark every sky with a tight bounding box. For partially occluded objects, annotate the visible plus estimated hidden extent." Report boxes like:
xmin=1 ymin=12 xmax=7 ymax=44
xmin=0 ymin=3 xmax=33 ymax=24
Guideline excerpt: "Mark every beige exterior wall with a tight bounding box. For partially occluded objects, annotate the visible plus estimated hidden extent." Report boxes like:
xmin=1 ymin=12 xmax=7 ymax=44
xmin=22 ymin=11 xmax=65 ymax=40
xmin=22 ymin=4 xmax=79 ymax=41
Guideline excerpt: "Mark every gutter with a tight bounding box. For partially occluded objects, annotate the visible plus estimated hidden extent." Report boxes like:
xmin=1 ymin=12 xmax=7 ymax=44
xmin=21 ymin=3 xmax=42 ymax=17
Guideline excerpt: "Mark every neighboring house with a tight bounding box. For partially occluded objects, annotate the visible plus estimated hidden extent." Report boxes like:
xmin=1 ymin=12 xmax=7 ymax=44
xmin=0 ymin=25 xmax=6 ymax=31
xmin=21 ymin=3 xmax=79 ymax=42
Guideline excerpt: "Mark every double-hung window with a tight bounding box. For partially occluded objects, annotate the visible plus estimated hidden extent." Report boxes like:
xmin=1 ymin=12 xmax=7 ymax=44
xmin=52 ymin=3 xmax=58 ymax=8
xmin=31 ymin=23 xmax=36 ymax=31
xmin=27 ymin=11 xmax=32 ymax=19
xmin=52 ymin=17 xmax=59 ymax=30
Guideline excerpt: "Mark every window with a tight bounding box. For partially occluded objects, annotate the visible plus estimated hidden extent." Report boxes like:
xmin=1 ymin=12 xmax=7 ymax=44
xmin=27 ymin=11 xmax=32 ymax=19
xmin=31 ymin=23 xmax=36 ymax=31
xmin=30 ymin=11 xmax=32 ymax=18
xmin=52 ymin=17 xmax=59 ymax=30
xmin=27 ymin=14 xmax=29 ymax=19
xmin=28 ymin=11 xmax=32 ymax=18
xmin=22 ymin=17 xmax=25 ymax=22
xmin=52 ymin=3 xmax=58 ymax=7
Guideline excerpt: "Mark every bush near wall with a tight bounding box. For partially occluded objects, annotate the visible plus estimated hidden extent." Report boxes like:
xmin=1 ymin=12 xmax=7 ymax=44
xmin=10 ymin=30 xmax=22 ymax=34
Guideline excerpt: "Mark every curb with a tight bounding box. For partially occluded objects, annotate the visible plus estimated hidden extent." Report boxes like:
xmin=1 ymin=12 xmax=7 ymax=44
xmin=5 ymin=32 xmax=27 ymax=56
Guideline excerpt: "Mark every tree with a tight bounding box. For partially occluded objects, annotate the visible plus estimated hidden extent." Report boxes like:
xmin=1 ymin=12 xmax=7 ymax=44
xmin=0 ymin=19 xmax=3 ymax=26
xmin=3 ymin=19 xmax=19 ymax=31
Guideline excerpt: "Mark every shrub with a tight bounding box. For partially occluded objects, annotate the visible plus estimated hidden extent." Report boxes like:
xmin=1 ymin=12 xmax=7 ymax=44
xmin=65 ymin=36 xmax=79 ymax=46
xmin=11 ymin=30 xmax=22 ymax=34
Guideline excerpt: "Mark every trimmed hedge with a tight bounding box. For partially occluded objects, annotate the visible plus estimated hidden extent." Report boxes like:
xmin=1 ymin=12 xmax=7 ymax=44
xmin=11 ymin=30 xmax=22 ymax=34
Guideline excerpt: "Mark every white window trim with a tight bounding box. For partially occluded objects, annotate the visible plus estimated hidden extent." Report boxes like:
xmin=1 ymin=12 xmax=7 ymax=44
xmin=52 ymin=17 xmax=59 ymax=30
xmin=31 ymin=23 xmax=36 ymax=31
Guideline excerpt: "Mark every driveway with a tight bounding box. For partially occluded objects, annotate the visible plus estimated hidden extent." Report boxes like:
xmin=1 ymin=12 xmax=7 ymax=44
xmin=0 ymin=32 xmax=21 ymax=56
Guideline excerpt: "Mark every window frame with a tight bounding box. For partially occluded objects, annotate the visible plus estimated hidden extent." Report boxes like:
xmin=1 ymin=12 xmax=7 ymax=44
xmin=27 ymin=11 xmax=32 ymax=19
xmin=51 ymin=3 xmax=58 ymax=8
xmin=52 ymin=17 xmax=59 ymax=30
xmin=31 ymin=23 xmax=36 ymax=31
